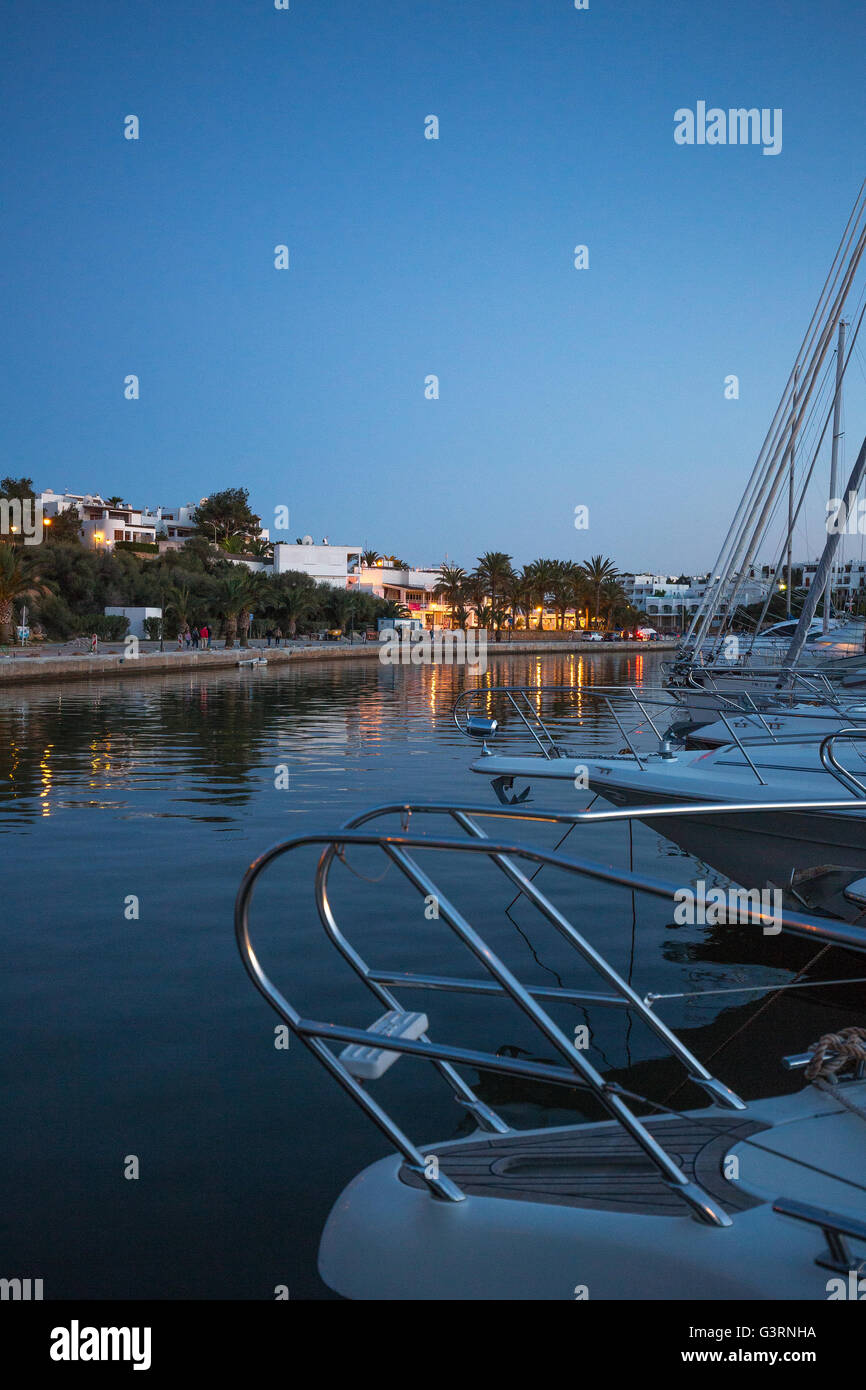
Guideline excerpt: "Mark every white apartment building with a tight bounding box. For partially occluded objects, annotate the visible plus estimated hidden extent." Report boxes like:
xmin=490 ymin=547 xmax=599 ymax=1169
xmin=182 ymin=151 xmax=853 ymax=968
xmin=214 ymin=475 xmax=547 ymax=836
xmin=40 ymin=491 xmax=157 ymax=548
xmin=621 ymin=572 xmax=769 ymax=631
xmin=359 ymin=562 xmax=447 ymax=627
xmin=272 ymin=539 xmax=363 ymax=587
xmin=38 ymin=493 xmax=249 ymax=553
xmin=267 ymin=544 xmax=448 ymax=624
xmin=140 ymin=504 xmax=199 ymax=548
xmin=793 ymin=558 xmax=866 ymax=609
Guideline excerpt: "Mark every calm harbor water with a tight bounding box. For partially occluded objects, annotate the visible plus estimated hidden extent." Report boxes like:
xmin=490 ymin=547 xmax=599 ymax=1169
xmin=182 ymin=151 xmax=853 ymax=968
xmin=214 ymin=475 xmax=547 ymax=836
xmin=2 ymin=651 xmax=862 ymax=1299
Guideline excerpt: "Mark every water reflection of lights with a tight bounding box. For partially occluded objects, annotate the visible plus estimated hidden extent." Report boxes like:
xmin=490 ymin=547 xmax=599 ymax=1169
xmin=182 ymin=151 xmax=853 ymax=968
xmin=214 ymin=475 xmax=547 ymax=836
xmin=87 ymin=733 xmax=139 ymax=786
xmin=7 ymin=740 xmax=20 ymax=792
xmin=39 ymin=744 xmax=53 ymax=817
xmin=89 ymin=736 xmax=109 ymax=784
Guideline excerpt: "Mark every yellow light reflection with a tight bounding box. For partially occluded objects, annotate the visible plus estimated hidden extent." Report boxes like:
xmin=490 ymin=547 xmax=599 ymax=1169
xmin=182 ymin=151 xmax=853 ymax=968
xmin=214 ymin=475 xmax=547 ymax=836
xmin=39 ymin=744 xmax=53 ymax=817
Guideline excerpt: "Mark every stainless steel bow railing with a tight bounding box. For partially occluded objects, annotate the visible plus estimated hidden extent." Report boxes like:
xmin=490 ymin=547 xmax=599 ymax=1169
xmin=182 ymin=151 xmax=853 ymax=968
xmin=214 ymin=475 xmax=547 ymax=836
xmin=819 ymin=728 xmax=866 ymax=798
xmin=452 ymin=682 xmax=866 ymax=790
xmin=235 ymin=797 xmax=866 ymax=1228
xmin=452 ymin=683 xmax=682 ymax=764
xmin=705 ymin=726 xmax=866 ymax=793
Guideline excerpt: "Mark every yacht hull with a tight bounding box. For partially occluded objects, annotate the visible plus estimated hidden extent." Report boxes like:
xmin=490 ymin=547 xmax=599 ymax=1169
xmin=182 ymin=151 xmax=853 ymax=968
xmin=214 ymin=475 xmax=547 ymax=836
xmin=319 ymin=1090 xmax=866 ymax=1300
xmin=589 ymin=787 xmax=866 ymax=891
xmin=470 ymin=752 xmax=866 ymax=892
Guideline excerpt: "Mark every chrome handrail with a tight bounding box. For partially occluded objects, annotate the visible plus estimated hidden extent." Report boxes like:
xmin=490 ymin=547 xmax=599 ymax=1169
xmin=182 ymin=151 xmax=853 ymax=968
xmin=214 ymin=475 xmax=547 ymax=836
xmin=819 ymin=728 xmax=866 ymax=798
xmin=237 ymin=824 xmax=741 ymax=1224
xmin=772 ymin=1198 xmax=866 ymax=1274
xmin=714 ymin=713 xmax=767 ymax=785
xmin=335 ymin=798 xmax=866 ymax=952
xmin=667 ymin=662 xmax=854 ymax=705
xmin=235 ymin=799 xmax=866 ymax=1228
xmin=452 ymin=684 xmax=682 ymax=761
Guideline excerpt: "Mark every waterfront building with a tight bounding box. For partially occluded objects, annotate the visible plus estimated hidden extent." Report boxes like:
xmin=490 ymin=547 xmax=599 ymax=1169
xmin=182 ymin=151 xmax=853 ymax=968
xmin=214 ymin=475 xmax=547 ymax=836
xmin=140 ymin=504 xmax=200 ymax=549
xmin=789 ymin=559 xmax=866 ymax=610
xmin=358 ymin=562 xmax=447 ymax=628
xmin=621 ymin=571 xmax=769 ymax=632
xmin=39 ymin=491 xmax=158 ymax=549
xmin=272 ymin=539 xmax=363 ymax=587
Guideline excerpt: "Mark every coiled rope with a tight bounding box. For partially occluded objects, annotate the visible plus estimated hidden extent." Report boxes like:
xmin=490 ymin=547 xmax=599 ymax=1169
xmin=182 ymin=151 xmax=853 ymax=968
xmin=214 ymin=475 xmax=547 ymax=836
xmin=806 ymin=1026 xmax=866 ymax=1119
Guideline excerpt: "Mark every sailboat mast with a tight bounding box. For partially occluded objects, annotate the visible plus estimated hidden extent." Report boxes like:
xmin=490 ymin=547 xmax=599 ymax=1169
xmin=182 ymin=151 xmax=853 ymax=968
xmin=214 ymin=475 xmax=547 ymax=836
xmin=786 ymin=367 xmax=799 ymax=618
xmin=781 ymin=430 xmax=866 ymax=676
xmin=822 ymin=319 xmax=847 ymax=633
xmin=680 ymin=181 xmax=866 ymax=660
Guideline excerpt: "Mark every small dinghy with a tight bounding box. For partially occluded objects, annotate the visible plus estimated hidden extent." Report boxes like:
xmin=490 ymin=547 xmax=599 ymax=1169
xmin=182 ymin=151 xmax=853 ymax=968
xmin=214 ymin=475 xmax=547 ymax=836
xmin=235 ymin=798 xmax=866 ymax=1300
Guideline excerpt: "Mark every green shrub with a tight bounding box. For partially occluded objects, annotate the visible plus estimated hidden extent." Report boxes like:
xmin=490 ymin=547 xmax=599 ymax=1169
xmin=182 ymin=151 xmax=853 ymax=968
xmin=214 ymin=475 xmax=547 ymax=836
xmin=80 ymin=614 xmax=130 ymax=640
xmin=34 ymin=594 xmax=78 ymax=640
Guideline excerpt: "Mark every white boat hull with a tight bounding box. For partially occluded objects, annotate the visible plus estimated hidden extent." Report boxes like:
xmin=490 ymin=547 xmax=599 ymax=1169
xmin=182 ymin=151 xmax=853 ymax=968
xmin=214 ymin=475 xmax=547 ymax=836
xmin=319 ymin=1086 xmax=866 ymax=1300
xmin=471 ymin=748 xmax=866 ymax=891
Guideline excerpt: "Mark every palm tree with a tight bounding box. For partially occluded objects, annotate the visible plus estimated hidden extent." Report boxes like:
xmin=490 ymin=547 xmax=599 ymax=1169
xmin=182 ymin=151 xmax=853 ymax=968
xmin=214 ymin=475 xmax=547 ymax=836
xmin=347 ymin=590 xmax=378 ymax=634
xmin=580 ymin=555 xmax=620 ymax=628
xmin=599 ymin=578 xmax=629 ymax=629
xmin=548 ymin=560 xmax=581 ymax=630
xmin=0 ymin=544 xmax=49 ymax=643
xmin=361 ymin=549 xmax=380 ymax=567
xmin=473 ymin=551 xmax=514 ymax=642
xmin=433 ymin=563 xmax=466 ymax=629
xmin=246 ymin=538 xmax=273 ymax=560
xmin=164 ymin=584 xmax=192 ymax=633
xmin=508 ymin=570 xmax=536 ymax=631
xmin=474 ymin=603 xmax=495 ymax=635
xmin=272 ymin=572 xmax=317 ymax=638
xmin=379 ymin=599 xmax=410 ymax=621
xmin=452 ymin=593 xmax=471 ymax=630
xmin=526 ymin=558 xmax=557 ymax=630
xmin=566 ymin=568 xmax=591 ymax=630
xmin=106 ymin=496 xmax=124 ymax=507
xmin=218 ymin=534 xmax=247 ymax=554
xmin=214 ymin=574 xmax=249 ymax=649
xmin=325 ymin=588 xmax=356 ymax=635
xmin=460 ymin=574 xmax=487 ymax=632
xmin=238 ymin=572 xmax=274 ymax=647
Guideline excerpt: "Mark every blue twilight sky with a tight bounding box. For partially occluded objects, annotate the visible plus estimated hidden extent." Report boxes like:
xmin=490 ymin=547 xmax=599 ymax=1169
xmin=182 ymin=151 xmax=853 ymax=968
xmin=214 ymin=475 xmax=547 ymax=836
xmin=1 ymin=0 xmax=865 ymax=573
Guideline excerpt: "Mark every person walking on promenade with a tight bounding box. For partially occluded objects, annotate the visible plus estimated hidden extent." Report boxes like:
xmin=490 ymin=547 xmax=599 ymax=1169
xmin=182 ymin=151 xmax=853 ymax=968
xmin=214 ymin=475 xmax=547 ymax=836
xmin=274 ymin=626 xmax=283 ymax=647
xmin=200 ymin=623 xmax=210 ymax=649
xmin=191 ymin=625 xmax=200 ymax=649
xmin=265 ymin=627 xmax=274 ymax=648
